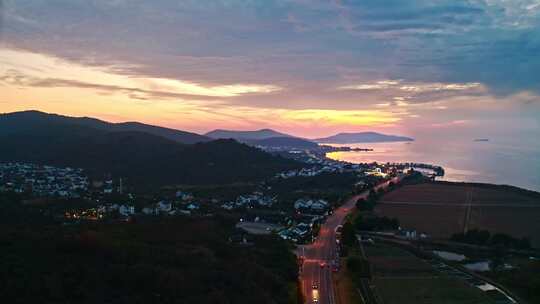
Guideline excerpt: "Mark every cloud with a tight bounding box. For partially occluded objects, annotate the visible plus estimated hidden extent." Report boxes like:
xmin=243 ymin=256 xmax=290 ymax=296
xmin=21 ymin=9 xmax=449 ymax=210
xmin=430 ymin=120 xmax=470 ymax=128
xmin=339 ymin=80 xmax=487 ymax=105
xmin=0 ymin=71 xmax=222 ymax=101
xmin=2 ymin=0 xmax=539 ymax=97
xmin=1 ymin=0 xmax=539 ymax=138
xmin=0 ymin=48 xmax=282 ymax=103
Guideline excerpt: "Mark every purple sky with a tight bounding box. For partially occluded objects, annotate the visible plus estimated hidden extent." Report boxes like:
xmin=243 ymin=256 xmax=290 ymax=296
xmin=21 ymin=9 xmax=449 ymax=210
xmin=1 ymin=0 xmax=539 ymax=139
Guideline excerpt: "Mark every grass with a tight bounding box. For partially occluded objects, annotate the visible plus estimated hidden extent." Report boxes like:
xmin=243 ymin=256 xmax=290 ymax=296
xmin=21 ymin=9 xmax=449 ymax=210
xmin=365 ymin=243 xmax=435 ymax=277
xmin=364 ymin=243 xmax=414 ymax=258
xmin=374 ymin=277 xmax=495 ymax=304
xmin=334 ymin=256 xmax=365 ymax=304
xmin=362 ymin=243 xmax=497 ymax=304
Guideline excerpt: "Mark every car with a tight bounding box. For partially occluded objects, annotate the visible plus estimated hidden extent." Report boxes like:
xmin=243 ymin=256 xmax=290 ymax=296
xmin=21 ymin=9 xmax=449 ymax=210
xmin=319 ymin=262 xmax=325 ymax=268
xmin=312 ymin=282 xmax=318 ymax=289
xmin=312 ymin=289 xmax=319 ymax=303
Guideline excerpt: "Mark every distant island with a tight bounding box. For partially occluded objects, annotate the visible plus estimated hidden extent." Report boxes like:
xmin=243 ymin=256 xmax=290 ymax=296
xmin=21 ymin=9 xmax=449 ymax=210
xmin=315 ymin=132 xmax=414 ymax=144
xmin=205 ymin=129 xmax=414 ymax=148
xmin=474 ymin=138 xmax=490 ymax=142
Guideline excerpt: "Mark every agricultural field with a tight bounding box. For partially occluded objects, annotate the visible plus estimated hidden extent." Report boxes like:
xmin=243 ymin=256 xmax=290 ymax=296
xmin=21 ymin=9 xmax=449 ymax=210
xmin=365 ymin=244 xmax=434 ymax=276
xmin=374 ymin=277 xmax=495 ymax=304
xmin=365 ymin=243 xmax=496 ymax=304
xmin=381 ymin=182 xmax=539 ymax=206
xmin=375 ymin=182 xmax=540 ymax=247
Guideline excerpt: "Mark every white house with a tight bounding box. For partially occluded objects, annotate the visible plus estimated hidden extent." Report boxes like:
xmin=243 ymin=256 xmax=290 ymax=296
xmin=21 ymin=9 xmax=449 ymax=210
xmin=294 ymin=199 xmax=311 ymax=209
xmin=186 ymin=203 xmax=200 ymax=210
xmin=311 ymin=199 xmax=329 ymax=210
xmin=157 ymin=201 xmax=172 ymax=212
xmin=142 ymin=206 xmax=155 ymax=215
xmin=119 ymin=205 xmax=135 ymax=216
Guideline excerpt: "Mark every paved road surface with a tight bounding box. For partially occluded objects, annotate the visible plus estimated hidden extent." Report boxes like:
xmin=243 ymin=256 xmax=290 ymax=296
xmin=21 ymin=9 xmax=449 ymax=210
xmin=298 ymin=177 xmax=399 ymax=304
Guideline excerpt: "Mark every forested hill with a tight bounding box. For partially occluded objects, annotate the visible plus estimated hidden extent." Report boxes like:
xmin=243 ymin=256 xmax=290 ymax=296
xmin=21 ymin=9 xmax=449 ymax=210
xmin=205 ymin=128 xmax=293 ymax=140
xmin=0 ymin=113 xmax=301 ymax=186
xmin=245 ymin=136 xmax=319 ymax=149
xmin=0 ymin=110 xmax=211 ymax=144
xmin=0 ymin=194 xmax=299 ymax=304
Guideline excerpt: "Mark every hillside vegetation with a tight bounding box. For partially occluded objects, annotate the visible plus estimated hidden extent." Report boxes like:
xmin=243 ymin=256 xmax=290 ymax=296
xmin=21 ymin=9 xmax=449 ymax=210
xmin=0 ymin=193 xmax=298 ymax=304
xmin=0 ymin=111 xmax=301 ymax=187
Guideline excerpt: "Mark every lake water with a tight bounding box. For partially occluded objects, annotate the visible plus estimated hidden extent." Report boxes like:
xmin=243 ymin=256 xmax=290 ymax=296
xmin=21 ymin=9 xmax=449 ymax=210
xmin=326 ymin=138 xmax=540 ymax=192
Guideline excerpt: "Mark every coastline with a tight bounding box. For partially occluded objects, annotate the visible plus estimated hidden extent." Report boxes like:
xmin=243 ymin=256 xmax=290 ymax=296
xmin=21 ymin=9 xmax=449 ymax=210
xmin=323 ymin=140 xmax=540 ymax=193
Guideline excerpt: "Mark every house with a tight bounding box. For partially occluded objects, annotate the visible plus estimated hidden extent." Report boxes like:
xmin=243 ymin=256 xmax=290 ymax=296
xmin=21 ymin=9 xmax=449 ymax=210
xmin=294 ymin=198 xmax=328 ymax=211
xmin=178 ymin=210 xmax=191 ymax=215
xmin=291 ymin=223 xmax=311 ymax=237
xmin=311 ymin=199 xmax=329 ymax=210
xmin=176 ymin=191 xmax=194 ymax=201
xmin=142 ymin=206 xmax=157 ymax=215
xmin=186 ymin=203 xmax=200 ymax=210
xmin=119 ymin=205 xmax=135 ymax=216
xmin=294 ymin=198 xmax=311 ymax=209
xmin=157 ymin=201 xmax=172 ymax=212
xmin=221 ymin=202 xmax=234 ymax=210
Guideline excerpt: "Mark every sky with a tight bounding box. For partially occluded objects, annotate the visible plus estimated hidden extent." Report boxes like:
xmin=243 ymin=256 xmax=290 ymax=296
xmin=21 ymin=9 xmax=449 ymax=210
xmin=1 ymin=0 xmax=539 ymax=139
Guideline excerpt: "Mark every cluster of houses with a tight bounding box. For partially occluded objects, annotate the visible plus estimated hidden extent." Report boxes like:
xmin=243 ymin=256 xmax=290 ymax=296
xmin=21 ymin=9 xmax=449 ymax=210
xmin=140 ymin=191 xmax=201 ymax=216
xmin=275 ymin=154 xmax=404 ymax=180
xmin=141 ymin=200 xmax=200 ymax=216
xmin=278 ymin=215 xmax=324 ymax=243
xmin=293 ymin=198 xmax=330 ymax=213
xmin=0 ymin=162 xmax=88 ymax=198
xmin=63 ymin=190 xmax=202 ymax=221
xmin=64 ymin=203 xmax=136 ymax=221
xmin=221 ymin=192 xmax=276 ymax=210
xmin=275 ymin=162 xmax=350 ymax=179
xmin=65 ymin=201 xmax=202 ymax=221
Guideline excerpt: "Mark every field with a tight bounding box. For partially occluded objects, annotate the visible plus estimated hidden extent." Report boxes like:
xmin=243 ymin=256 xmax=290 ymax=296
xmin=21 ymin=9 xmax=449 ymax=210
xmin=375 ymin=182 xmax=540 ymax=247
xmin=365 ymin=244 xmax=434 ymax=276
xmin=374 ymin=277 xmax=495 ymax=304
xmin=365 ymin=243 xmax=495 ymax=304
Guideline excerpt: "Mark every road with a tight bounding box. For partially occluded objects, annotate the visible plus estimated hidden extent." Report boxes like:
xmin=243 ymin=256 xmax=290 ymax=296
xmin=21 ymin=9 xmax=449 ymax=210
xmin=298 ymin=177 xmax=399 ymax=304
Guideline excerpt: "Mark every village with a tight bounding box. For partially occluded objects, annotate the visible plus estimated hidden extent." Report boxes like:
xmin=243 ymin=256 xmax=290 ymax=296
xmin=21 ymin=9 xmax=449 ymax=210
xmin=0 ymin=157 xmax=438 ymax=246
xmin=0 ymin=162 xmax=89 ymax=197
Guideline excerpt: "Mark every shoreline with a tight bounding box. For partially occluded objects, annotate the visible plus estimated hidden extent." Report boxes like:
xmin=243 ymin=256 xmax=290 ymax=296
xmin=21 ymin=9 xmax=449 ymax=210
xmin=324 ymin=146 xmax=540 ymax=193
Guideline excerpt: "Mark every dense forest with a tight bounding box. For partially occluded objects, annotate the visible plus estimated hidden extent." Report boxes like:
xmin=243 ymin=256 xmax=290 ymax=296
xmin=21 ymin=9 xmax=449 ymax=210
xmin=0 ymin=194 xmax=299 ymax=304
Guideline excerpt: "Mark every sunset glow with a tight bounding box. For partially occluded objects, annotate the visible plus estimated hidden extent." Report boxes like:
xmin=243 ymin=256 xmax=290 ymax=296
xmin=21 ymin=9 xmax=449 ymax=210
xmin=1 ymin=1 xmax=539 ymax=138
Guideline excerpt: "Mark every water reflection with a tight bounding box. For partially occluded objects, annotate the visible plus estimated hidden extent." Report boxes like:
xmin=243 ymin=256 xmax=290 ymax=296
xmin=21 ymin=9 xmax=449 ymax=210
xmin=325 ymin=138 xmax=540 ymax=192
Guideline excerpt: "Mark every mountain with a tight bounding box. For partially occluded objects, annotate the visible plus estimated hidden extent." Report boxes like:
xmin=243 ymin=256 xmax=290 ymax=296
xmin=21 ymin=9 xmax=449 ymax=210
xmin=315 ymin=132 xmax=414 ymax=144
xmin=0 ymin=110 xmax=211 ymax=144
xmin=205 ymin=129 xmax=319 ymax=149
xmin=205 ymin=128 xmax=294 ymax=140
xmin=246 ymin=137 xmax=319 ymax=149
xmin=0 ymin=111 xmax=301 ymax=187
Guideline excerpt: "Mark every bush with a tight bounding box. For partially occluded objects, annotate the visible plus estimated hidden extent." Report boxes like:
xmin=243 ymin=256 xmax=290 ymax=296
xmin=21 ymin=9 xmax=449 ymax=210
xmin=451 ymin=229 xmax=531 ymax=250
xmin=347 ymin=256 xmax=371 ymax=278
xmin=354 ymin=215 xmax=399 ymax=231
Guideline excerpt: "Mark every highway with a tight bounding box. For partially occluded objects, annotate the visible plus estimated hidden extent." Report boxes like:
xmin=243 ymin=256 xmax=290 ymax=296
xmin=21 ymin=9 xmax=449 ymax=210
xmin=298 ymin=177 xmax=399 ymax=304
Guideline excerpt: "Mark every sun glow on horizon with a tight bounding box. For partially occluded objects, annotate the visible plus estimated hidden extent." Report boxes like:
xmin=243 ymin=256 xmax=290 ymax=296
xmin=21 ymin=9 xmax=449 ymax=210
xmin=0 ymin=47 xmax=410 ymax=136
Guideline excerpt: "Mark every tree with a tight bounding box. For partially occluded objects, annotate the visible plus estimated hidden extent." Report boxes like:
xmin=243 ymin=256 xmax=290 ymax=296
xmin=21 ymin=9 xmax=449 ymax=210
xmin=341 ymin=221 xmax=357 ymax=248
xmin=355 ymin=198 xmax=372 ymax=211
xmin=347 ymin=256 xmax=371 ymax=278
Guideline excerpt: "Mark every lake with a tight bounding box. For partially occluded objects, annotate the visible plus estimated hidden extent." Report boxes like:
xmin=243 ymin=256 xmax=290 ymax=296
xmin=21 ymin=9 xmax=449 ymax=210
xmin=326 ymin=137 xmax=540 ymax=192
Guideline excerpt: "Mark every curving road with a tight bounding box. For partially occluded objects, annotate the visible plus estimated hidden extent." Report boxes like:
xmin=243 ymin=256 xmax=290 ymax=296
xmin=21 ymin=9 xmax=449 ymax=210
xmin=298 ymin=177 xmax=400 ymax=304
